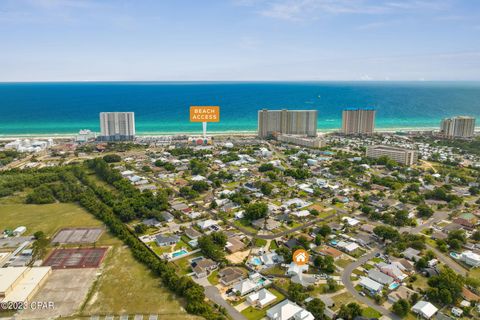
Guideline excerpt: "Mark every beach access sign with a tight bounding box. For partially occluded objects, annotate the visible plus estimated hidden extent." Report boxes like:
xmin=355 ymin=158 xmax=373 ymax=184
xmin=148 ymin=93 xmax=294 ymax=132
xmin=190 ymin=106 xmax=220 ymax=122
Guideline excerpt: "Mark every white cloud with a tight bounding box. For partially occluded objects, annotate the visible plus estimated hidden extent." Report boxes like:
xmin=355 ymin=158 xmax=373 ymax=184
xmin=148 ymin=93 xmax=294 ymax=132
xmin=250 ymin=0 xmax=451 ymax=21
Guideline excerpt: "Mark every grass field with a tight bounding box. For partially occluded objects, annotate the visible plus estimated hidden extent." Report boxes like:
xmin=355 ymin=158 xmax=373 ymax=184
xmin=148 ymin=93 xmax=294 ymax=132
xmin=0 ymin=201 xmax=104 ymax=237
xmin=0 ymin=196 xmax=197 ymax=319
xmin=81 ymin=240 xmax=197 ymax=318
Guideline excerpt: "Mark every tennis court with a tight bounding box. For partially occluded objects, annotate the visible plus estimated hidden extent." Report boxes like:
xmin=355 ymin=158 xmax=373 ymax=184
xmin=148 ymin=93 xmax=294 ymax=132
xmin=43 ymin=248 xmax=108 ymax=269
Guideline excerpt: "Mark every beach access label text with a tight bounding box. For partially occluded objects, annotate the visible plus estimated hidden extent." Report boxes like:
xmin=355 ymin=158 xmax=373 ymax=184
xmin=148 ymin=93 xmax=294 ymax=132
xmin=190 ymin=106 xmax=220 ymax=122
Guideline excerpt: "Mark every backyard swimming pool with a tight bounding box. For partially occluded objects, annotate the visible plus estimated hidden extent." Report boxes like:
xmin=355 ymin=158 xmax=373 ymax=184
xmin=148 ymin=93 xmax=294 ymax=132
xmin=251 ymin=257 xmax=262 ymax=266
xmin=172 ymin=249 xmax=188 ymax=258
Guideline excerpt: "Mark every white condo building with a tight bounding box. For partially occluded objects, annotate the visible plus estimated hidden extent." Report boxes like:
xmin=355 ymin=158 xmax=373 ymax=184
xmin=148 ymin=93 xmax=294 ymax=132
xmin=99 ymin=112 xmax=136 ymax=141
xmin=440 ymin=116 xmax=476 ymax=139
xmin=366 ymin=145 xmax=418 ymax=166
xmin=258 ymin=109 xmax=317 ymax=138
xmin=342 ymin=108 xmax=376 ymax=135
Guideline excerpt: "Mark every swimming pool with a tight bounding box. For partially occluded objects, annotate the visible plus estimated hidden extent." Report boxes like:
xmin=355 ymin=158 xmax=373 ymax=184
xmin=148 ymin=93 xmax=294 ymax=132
xmin=330 ymin=240 xmax=338 ymax=245
xmin=389 ymin=282 xmax=400 ymax=290
xmin=172 ymin=249 xmax=188 ymax=258
xmin=251 ymin=257 xmax=262 ymax=266
xmin=450 ymin=252 xmax=460 ymax=259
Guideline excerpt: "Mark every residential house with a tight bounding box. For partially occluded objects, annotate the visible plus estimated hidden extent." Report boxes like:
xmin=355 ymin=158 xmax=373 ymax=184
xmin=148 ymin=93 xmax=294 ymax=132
xmin=185 ymin=227 xmax=202 ymax=240
xmin=359 ymin=277 xmax=383 ymax=295
xmin=460 ymin=251 xmax=480 ymax=267
xmin=246 ymin=288 xmax=277 ymax=308
xmin=192 ymin=258 xmax=217 ymax=278
xmin=225 ymin=237 xmax=245 ymax=253
xmin=197 ymin=219 xmax=217 ymax=230
xmin=388 ymin=286 xmax=416 ymax=304
xmin=155 ymin=234 xmax=180 ymax=246
xmin=266 ymin=299 xmax=314 ymax=320
xmin=316 ymin=246 xmax=343 ymax=260
xmin=402 ymin=248 xmax=421 ymax=262
xmin=378 ymin=262 xmax=408 ymax=281
xmin=161 ymin=211 xmax=174 ymax=222
xmin=412 ymin=301 xmax=438 ymax=319
xmin=142 ymin=218 xmax=162 ymax=227
xmin=367 ymin=269 xmax=394 ymax=285
xmin=337 ymin=241 xmax=360 ymax=253
xmin=219 ymin=267 xmax=244 ymax=286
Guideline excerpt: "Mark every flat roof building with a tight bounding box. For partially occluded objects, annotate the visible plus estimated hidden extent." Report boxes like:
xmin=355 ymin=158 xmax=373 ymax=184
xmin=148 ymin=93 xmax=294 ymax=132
xmin=99 ymin=112 xmax=135 ymax=141
xmin=342 ymin=108 xmax=376 ymax=135
xmin=258 ymin=109 xmax=317 ymax=138
xmin=366 ymin=145 xmax=418 ymax=166
xmin=0 ymin=267 xmax=51 ymax=303
xmin=277 ymin=134 xmax=326 ymax=148
xmin=440 ymin=116 xmax=475 ymax=139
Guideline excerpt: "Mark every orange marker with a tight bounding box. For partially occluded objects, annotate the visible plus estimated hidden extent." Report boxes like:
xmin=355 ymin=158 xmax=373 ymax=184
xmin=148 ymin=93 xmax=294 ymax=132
xmin=292 ymin=249 xmax=309 ymax=266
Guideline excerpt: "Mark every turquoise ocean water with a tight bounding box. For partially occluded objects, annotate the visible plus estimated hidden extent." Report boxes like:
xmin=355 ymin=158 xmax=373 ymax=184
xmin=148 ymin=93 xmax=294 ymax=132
xmin=0 ymin=81 xmax=479 ymax=136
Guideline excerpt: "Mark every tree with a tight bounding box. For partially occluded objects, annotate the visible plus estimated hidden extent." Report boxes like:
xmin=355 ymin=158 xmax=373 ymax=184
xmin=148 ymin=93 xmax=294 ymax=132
xmin=189 ymin=159 xmax=208 ymax=175
xmin=179 ymin=186 xmax=198 ymax=199
xmin=326 ymin=277 xmax=338 ymax=292
xmin=288 ymin=283 xmax=308 ymax=303
xmin=276 ymin=247 xmax=292 ymax=263
xmin=374 ymin=225 xmax=400 ymax=241
xmin=306 ymin=298 xmax=325 ymax=319
xmin=134 ymin=223 xmax=148 ymax=234
xmin=427 ymin=267 xmax=464 ymax=305
xmin=260 ymin=182 xmax=273 ymax=196
xmin=103 ymin=154 xmax=121 ymax=163
xmin=392 ymin=298 xmax=410 ymax=317
xmin=317 ymin=224 xmax=331 ymax=237
xmin=191 ymin=181 xmax=210 ymax=192
xmin=259 ymin=163 xmax=274 ymax=172
xmin=198 ymin=235 xmax=225 ymax=262
xmin=244 ymin=202 xmax=268 ymax=221
xmin=472 ymin=230 xmax=480 ymax=241
xmin=211 ymin=231 xmax=227 ymax=247
xmin=338 ymin=303 xmax=362 ymax=320
xmin=26 ymin=185 xmax=56 ymax=204
xmin=417 ymin=204 xmax=434 ymax=218
xmin=314 ymin=255 xmax=335 ymax=274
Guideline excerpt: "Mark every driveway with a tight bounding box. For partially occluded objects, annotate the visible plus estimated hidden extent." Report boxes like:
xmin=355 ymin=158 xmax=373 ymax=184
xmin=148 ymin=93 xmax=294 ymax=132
xmin=204 ymin=286 xmax=247 ymax=320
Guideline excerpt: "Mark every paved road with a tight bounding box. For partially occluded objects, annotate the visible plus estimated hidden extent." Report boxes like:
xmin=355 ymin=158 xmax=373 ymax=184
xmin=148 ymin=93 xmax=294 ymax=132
xmin=341 ymin=249 xmax=400 ymax=320
xmin=400 ymin=210 xmax=450 ymax=234
xmin=204 ymin=286 xmax=246 ymax=320
xmin=426 ymin=243 xmax=468 ymax=276
xmin=342 ymin=209 xmax=466 ymax=320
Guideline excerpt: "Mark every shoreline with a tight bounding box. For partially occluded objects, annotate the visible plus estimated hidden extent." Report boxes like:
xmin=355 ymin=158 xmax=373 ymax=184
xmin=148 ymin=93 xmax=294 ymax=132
xmin=0 ymin=126 xmax=471 ymax=141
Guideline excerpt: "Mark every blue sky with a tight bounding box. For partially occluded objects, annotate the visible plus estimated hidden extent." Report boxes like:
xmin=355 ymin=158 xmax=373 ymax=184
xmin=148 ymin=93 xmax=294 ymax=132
xmin=1 ymin=0 xmax=479 ymax=81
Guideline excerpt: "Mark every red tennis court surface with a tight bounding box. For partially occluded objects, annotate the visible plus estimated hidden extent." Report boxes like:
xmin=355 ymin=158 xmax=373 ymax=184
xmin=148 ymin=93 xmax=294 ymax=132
xmin=43 ymin=248 xmax=107 ymax=269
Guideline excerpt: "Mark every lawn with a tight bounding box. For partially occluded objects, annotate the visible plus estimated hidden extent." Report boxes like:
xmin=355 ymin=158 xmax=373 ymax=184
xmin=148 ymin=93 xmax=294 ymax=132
xmin=82 ymin=238 xmax=198 ymax=318
xmin=207 ymin=270 xmax=219 ymax=285
xmin=269 ymin=240 xmax=279 ymax=250
xmin=335 ymin=258 xmax=353 ymax=269
xmin=171 ymin=252 xmax=203 ymax=275
xmin=0 ymin=201 xmax=104 ymax=237
xmin=241 ymin=306 xmax=266 ymax=320
xmin=331 ymin=292 xmax=357 ymax=311
xmin=270 ymin=288 xmax=286 ymax=302
xmin=148 ymin=241 xmax=173 ymax=256
xmin=253 ymin=238 xmax=267 ymax=247
xmin=362 ymin=307 xmax=382 ymax=318
xmin=233 ymin=218 xmax=258 ymax=234
xmin=263 ymin=266 xmax=285 ymax=276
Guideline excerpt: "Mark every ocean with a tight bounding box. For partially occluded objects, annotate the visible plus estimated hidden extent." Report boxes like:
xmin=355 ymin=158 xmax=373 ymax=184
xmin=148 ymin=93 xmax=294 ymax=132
xmin=0 ymin=81 xmax=479 ymax=136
